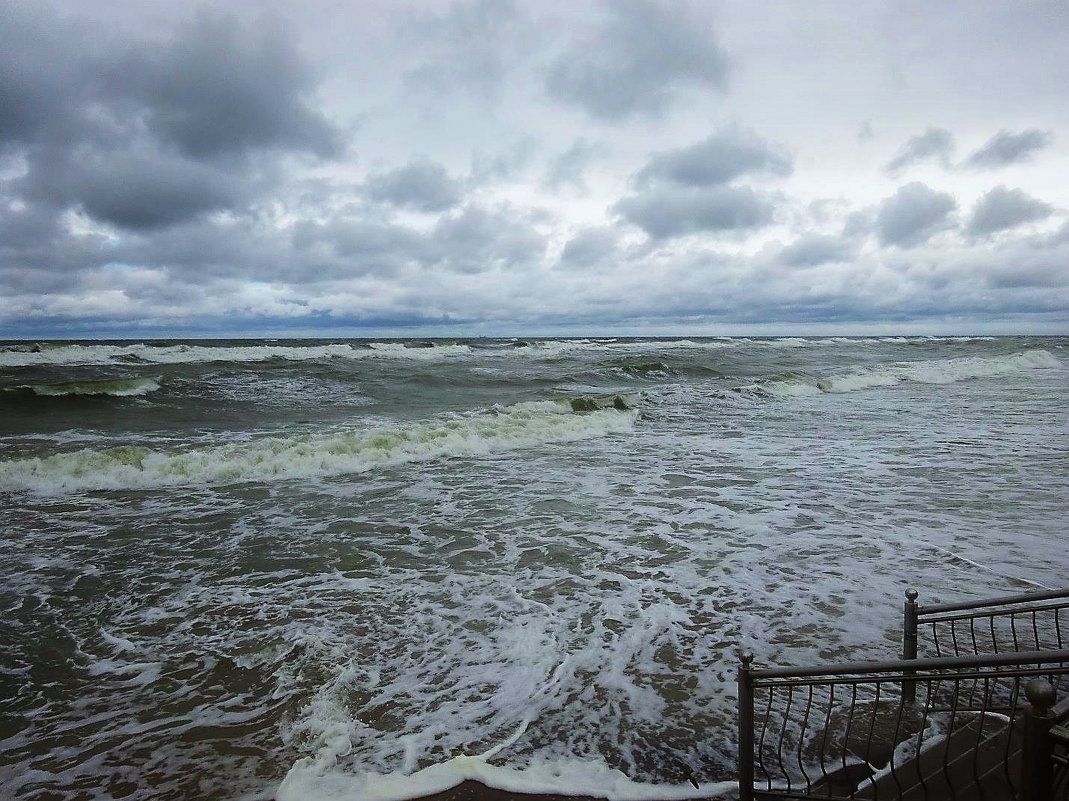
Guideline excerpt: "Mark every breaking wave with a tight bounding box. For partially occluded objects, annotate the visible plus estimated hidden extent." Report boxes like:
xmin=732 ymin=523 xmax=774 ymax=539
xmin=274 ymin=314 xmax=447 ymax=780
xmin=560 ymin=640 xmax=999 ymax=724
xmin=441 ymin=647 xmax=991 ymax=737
xmin=0 ymin=342 xmax=474 ymax=367
xmin=753 ymin=349 xmax=1062 ymax=397
xmin=19 ymin=376 xmax=162 ymax=397
xmin=0 ymin=401 xmax=635 ymax=494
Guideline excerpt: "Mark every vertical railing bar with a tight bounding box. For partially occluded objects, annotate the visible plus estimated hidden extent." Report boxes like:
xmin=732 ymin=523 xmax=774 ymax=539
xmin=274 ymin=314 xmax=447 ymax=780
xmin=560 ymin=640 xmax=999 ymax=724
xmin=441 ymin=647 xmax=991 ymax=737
xmin=1056 ymin=607 xmax=1063 ymax=650
xmin=932 ymin=621 xmax=943 ymax=658
xmin=737 ymin=653 xmax=755 ymax=801
xmin=951 ymin=618 xmax=960 ymax=657
xmin=776 ymin=685 xmax=795 ymax=793
xmin=1010 ymin=612 xmax=1020 ymax=653
xmin=843 ymin=682 xmax=859 ymax=788
xmin=915 ymin=678 xmax=935 ymax=798
xmin=947 ymin=673 xmax=962 ymax=801
xmin=817 ymin=682 xmax=836 ymax=792
xmin=869 ymin=681 xmax=882 ymax=799
xmin=972 ymin=676 xmax=988 ymax=799
xmin=903 ymin=590 xmax=918 ymax=707
xmin=1032 ymin=609 xmax=1041 ymax=651
xmin=1003 ymin=677 xmax=1022 ymax=795
xmin=969 ymin=615 xmax=980 ymax=657
xmin=758 ymin=683 xmax=776 ymax=792
xmin=989 ymin=615 xmax=999 ymax=654
xmin=887 ymin=678 xmax=909 ymax=801
xmin=797 ymin=683 xmax=816 ymax=793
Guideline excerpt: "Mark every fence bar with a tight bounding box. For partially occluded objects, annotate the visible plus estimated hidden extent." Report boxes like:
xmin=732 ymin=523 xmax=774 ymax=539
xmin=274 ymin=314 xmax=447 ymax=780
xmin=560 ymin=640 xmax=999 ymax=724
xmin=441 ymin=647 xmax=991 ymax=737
xmin=903 ymin=588 xmax=919 ymax=706
xmin=751 ymin=648 xmax=1069 ymax=681
xmin=738 ymin=651 xmax=755 ymax=801
xmin=1021 ymin=678 xmax=1057 ymax=801
xmin=918 ymin=587 xmax=1069 ymax=616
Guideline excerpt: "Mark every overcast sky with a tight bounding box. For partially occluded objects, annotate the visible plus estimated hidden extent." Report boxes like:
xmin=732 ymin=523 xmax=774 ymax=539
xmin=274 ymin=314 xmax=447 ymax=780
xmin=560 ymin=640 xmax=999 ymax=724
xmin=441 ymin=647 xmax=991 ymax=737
xmin=2 ymin=0 xmax=1068 ymax=338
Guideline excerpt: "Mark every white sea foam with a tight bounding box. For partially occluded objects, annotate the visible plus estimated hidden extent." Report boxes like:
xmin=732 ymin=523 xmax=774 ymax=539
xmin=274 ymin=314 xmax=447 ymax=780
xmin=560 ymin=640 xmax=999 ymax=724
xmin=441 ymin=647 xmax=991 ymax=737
xmin=0 ymin=402 xmax=635 ymax=494
xmin=0 ymin=342 xmax=473 ymax=367
xmin=278 ymin=753 xmax=733 ymax=801
xmin=760 ymin=349 xmax=1062 ymax=396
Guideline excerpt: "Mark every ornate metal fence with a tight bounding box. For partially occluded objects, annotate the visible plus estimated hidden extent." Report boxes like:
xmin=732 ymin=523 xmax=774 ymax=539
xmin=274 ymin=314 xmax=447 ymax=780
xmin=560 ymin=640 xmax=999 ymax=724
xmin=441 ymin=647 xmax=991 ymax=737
xmin=737 ymin=588 xmax=1069 ymax=801
xmin=905 ymin=587 xmax=1069 ymax=660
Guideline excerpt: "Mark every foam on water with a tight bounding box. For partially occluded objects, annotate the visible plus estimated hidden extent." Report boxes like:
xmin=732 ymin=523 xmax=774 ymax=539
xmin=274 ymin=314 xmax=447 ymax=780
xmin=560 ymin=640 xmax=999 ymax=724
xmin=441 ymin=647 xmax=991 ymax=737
xmin=0 ymin=402 xmax=635 ymax=493
xmin=2 ymin=336 xmax=1066 ymax=801
xmin=0 ymin=342 xmax=473 ymax=367
xmin=756 ymin=349 xmax=1062 ymax=396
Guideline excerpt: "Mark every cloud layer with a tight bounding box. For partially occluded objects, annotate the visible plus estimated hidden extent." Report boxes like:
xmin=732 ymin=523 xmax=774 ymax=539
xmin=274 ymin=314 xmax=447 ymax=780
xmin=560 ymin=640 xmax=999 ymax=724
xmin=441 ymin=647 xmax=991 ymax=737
xmin=1 ymin=0 xmax=1066 ymax=336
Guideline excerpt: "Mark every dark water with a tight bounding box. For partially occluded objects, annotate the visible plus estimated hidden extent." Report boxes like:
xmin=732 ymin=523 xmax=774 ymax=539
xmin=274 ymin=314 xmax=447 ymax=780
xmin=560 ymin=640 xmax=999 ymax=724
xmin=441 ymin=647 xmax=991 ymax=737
xmin=1 ymin=336 xmax=1066 ymax=799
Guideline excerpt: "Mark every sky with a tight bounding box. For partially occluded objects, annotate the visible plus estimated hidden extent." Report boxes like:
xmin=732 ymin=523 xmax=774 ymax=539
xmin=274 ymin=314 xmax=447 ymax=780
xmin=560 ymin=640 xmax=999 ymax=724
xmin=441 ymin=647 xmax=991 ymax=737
xmin=2 ymin=0 xmax=1068 ymax=339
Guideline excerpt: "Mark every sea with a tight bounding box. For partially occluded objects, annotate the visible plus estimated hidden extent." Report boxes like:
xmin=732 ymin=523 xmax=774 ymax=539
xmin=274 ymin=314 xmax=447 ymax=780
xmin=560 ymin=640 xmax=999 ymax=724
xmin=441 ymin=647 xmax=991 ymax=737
xmin=0 ymin=335 xmax=1066 ymax=801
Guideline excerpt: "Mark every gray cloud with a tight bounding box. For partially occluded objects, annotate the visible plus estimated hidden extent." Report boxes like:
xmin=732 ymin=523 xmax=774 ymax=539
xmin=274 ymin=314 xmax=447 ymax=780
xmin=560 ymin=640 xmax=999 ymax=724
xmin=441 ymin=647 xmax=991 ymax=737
xmin=876 ymin=182 xmax=958 ymax=247
xmin=965 ymin=129 xmax=1053 ymax=169
xmin=558 ymin=227 xmax=620 ymax=268
xmin=615 ymin=185 xmax=775 ymax=239
xmin=543 ymin=138 xmax=606 ymax=189
xmin=545 ymin=0 xmax=727 ymax=120
xmin=884 ymin=127 xmax=955 ymax=173
xmin=21 ymin=147 xmax=246 ymax=230
xmin=402 ymin=0 xmax=524 ymax=98
xmin=430 ymin=205 xmax=546 ymax=273
xmin=0 ymin=7 xmax=341 ymax=234
xmin=635 ymin=127 xmax=792 ymax=188
xmin=968 ymin=185 xmax=1055 ymax=237
xmin=111 ymin=12 xmax=342 ymax=161
xmin=779 ymin=235 xmax=855 ymax=267
xmin=365 ymin=158 xmax=463 ymax=212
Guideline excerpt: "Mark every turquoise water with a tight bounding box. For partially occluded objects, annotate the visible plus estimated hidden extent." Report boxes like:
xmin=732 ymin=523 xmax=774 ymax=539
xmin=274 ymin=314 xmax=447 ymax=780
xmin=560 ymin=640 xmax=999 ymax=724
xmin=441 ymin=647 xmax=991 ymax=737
xmin=1 ymin=336 xmax=1066 ymax=799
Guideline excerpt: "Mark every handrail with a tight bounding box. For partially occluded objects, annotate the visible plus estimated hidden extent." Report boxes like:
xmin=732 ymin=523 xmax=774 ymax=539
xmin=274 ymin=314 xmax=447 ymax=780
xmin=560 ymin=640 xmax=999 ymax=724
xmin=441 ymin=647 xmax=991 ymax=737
xmin=916 ymin=587 xmax=1069 ymax=616
xmin=750 ymin=648 xmax=1069 ymax=682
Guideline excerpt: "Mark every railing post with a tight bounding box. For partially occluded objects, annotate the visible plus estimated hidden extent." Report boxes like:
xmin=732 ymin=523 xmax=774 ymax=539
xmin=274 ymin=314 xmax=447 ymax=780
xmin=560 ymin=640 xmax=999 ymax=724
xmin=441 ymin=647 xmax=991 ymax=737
xmin=738 ymin=651 xmax=755 ymax=801
xmin=1020 ymin=678 xmax=1056 ymax=801
xmin=902 ymin=589 xmax=918 ymax=705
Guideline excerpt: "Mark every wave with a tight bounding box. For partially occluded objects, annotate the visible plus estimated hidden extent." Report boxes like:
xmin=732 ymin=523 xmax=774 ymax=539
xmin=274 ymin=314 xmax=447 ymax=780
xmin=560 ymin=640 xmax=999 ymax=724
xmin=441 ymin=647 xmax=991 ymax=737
xmin=0 ymin=401 xmax=635 ymax=494
xmin=20 ymin=376 xmax=162 ymax=397
xmin=278 ymin=752 xmax=735 ymax=801
xmin=755 ymin=349 xmax=1062 ymax=397
xmin=0 ymin=342 xmax=474 ymax=367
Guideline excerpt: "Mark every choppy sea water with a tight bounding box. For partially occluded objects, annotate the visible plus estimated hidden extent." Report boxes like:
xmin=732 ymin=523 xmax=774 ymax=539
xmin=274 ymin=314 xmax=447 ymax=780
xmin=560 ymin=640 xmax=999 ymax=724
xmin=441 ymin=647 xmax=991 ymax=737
xmin=0 ymin=336 xmax=1066 ymax=800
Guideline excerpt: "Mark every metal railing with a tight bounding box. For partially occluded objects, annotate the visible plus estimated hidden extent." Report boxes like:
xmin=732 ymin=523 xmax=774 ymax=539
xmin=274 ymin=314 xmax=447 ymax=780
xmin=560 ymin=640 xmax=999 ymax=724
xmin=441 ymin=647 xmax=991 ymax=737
xmin=738 ymin=587 xmax=1069 ymax=801
xmin=905 ymin=587 xmax=1069 ymax=661
xmin=738 ymin=649 xmax=1069 ymax=800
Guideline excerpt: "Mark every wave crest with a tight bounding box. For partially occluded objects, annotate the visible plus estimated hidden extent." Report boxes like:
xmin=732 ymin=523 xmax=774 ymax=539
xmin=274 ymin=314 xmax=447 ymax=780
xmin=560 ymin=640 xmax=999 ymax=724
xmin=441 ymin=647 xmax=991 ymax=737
xmin=0 ymin=402 xmax=635 ymax=494
xmin=754 ymin=349 xmax=1062 ymax=397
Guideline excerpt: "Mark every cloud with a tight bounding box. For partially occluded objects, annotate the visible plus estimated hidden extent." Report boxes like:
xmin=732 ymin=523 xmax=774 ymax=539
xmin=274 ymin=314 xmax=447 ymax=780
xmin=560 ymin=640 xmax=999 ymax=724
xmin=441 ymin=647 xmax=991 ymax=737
xmin=19 ymin=147 xmax=246 ymax=231
xmin=545 ymin=0 xmax=727 ymax=120
xmin=0 ymin=7 xmax=342 ymax=236
xmin=967 ymin=185 xmax=1055 ymax=237
xmin=778 ymin=235 xmax=855 ymax=267
xmin=365 ymin=158 xmax=463 ymax=212
xmin=876 ymin=182 xmax=957 ymax=247
xmin=615 ymin=185 xmax=775 ymax=239
xmin=113 ymin=12 xmax=342 ymax=161
xmin=543 ymin=138 xmax=606 ymax=189
xmin=402 ymin=0 xmax=525 ymax=99
xmin=965 ymin=129 xmax=1053 ymax=169
xmin=635 ymin=126 xmax=792 ymax=187
xmin=558 ymin=227 xmax=620 ymax=268
xmin=430 ymin=205 xmax=546 ymax=273
xmin=884 ymin=127 xmax=955 ymax=173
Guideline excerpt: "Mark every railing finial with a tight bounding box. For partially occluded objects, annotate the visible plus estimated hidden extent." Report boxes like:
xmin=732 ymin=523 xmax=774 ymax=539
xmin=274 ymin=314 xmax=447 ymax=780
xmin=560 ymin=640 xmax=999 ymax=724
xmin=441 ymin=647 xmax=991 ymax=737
xmin=905 ymin=588 xmax=918 ymax=602
xmin=1025 ymin=678 xmax=1056 ymax=714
